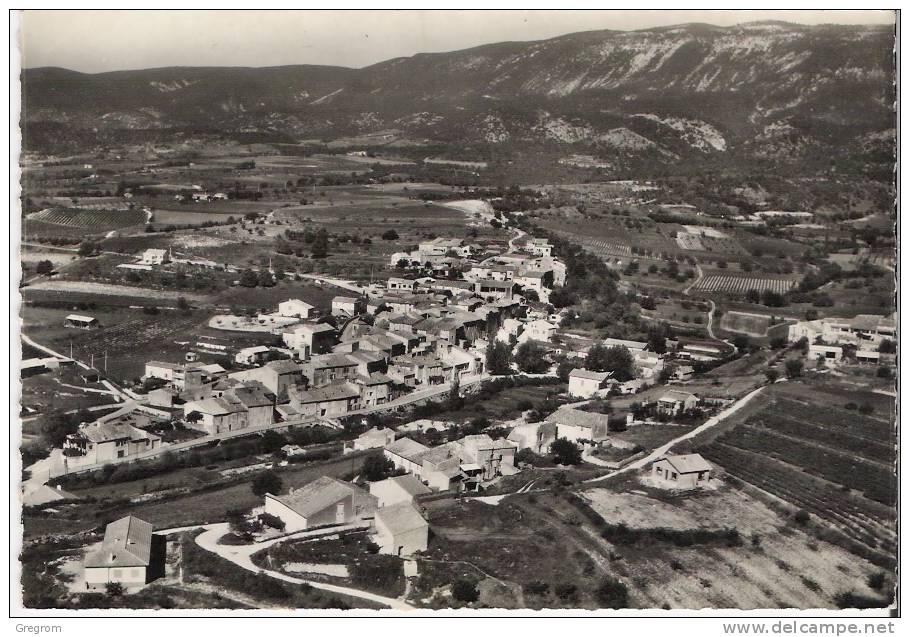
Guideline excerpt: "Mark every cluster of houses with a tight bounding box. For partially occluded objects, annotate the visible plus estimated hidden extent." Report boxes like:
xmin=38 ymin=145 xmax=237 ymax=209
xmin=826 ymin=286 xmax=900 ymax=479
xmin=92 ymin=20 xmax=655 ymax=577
xmin=788 ymin=313 xmax=896 ymax=366
xmin=388 ymin=236 xmax=565 ymax=304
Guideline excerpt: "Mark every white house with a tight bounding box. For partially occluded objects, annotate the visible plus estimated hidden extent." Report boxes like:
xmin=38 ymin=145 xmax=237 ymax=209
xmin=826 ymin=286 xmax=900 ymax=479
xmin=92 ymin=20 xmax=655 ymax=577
xmin=263 ymin=476 xmax=377 ymax=532
xmin=83 ymin=516 xmax=158 ymax=590
xmin=656 ymin=390 xmax=698 ymax=416
xmin=64 ymin=314 xmax=99 ymax=330
xmin=568 ymin=368 xmax=611 ymax=398
xmin=651 ymin=454 xmax=712 ymax=489
xmin=372 ymin=502 xmax=429 ymax=556
xmin=808 ymin=343 xmax=843 ymax=364
xmin=518 ymin=318 xmax=558 ymax=344
xmin=277 ymin=299 xmax=315 ymax=320
xmin=353 ymin=427 xmax=397 ymax=452
xmin=234 ymin=345 xmax=271 ymax=366
xmin=369 ymin=474 xmax=432 ymax=507
xmin=140 ymin=248 xmax=169 ymax=265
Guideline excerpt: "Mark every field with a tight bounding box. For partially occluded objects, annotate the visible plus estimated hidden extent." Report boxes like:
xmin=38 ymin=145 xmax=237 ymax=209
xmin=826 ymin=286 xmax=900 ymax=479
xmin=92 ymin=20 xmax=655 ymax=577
xmin=414 ymin=483 xmax=890 ymax=609
xmin=693 ymin=274 xmax=796 ymax=295
xmin=697 ymin=381 xmax=896 ymax=565
xmin=27 ymin=207 xmax=146 ymax=231
xmin=23 ymin=451 xmax=376 ymax=538
xmin=718 ymin=311 xmax=772 ymax=336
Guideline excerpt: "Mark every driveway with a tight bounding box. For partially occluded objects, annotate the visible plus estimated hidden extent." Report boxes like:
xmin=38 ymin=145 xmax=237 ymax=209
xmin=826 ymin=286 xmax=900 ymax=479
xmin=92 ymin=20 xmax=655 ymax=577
xmin=193 ymin=523 xmax=414 ymax=610
xmin=584 ymin=385 xmax=766 ymax=484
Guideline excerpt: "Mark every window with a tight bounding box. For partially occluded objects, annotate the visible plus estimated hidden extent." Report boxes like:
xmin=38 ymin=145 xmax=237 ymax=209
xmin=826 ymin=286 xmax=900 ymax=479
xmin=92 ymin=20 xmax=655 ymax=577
xmin=670 ymin=472 xmax=677 ymax=480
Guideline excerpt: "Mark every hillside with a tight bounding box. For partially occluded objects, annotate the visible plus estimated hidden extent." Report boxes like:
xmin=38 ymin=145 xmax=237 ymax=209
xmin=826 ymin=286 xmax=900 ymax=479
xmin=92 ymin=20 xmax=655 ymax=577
xmin=21 ymin=22 xmax=896 ymax=169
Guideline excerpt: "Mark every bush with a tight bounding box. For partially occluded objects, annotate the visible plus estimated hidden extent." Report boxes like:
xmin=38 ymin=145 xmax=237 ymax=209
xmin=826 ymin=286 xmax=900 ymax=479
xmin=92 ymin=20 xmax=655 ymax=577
xmin=105 ymin=582 xmax=124 ymax=597
xmin=251 ymin=470 xmax=282 ymax=498
xmin=258 ymin=512 xmax=285 ymax=531
xmin=793 ymin=509 xmax=811 ymax=526
xmin=867 ymin=572 xmax=886 ymax=591
xmin=555 ymin=583 xmax=578 ymax=602
xmin=451 ymin=579 xmax=479 ymax=603
xmin=595 ymin=577 xmax=629 ymax=609
xmin=523 ymin=580 xmax=549 ymax=596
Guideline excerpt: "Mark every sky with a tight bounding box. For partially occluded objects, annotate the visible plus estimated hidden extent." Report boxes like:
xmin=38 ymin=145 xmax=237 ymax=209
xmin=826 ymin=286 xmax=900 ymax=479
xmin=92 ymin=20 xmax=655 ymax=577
xmin=18 ymin=9 xmax=896 ymax=73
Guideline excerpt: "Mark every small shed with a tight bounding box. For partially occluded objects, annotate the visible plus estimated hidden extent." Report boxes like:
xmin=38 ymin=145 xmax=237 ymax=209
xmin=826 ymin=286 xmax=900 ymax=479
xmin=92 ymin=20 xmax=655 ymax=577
xmin=64 ymin=314 xmax=99 ymax=330
xmin=651 ymin=454 xmax=712 ymax=489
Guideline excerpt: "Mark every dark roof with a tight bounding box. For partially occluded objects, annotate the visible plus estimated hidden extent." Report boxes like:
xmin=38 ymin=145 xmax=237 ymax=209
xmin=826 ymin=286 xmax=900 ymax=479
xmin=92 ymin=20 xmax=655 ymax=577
xmin=84 ymin=516 xmax=153 ymax=568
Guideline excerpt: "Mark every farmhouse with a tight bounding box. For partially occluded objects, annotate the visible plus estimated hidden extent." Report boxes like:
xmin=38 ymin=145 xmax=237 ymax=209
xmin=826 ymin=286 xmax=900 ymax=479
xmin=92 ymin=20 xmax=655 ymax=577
xmin=140 ymin=248 xmax=169 ymax=265
xmin=545 ymin=406 xmax=611 ymax=444
xmin=144 ymin=361 xmax=205 ymax=392
xmin=277 ymin=299 xmax=315 ymax=320
xmin=475 ymin=279 xmax=515 ymax=301
xmin=651 ymin=454 xmax=712 ymax=489
xmin=508 ymin=421 xmax=558 ymax=454
xmin=369 ymin=474 xmax=432 ymax=507
xmin=656 ymin=390 xmax=698 ymax=416
xmin=263 ymin=476 xmax=377 ymax=532
xmin=518 ymin=318 xmax=558 ymax=344
xmin=229 ymin=359 xmax=304 ymax=395
xmin=372 ymin=502 xmax=429 ymax=556
xmin=64 ymin=314 xmax=99 ymax=330
xmin=568 ymin=368 xmax=611 ymax=398
xmin=84 ymin=516 xmax=161 ymax=590
xmin=808 ymin=343 xmax=843 ymax=364
xmin=64 ymin=421 xmax=161 ymax=466
xmin=383 ymin=437 xmax=431 ymax=475
xmin=332 ymin=296 xmax=365 ymax=317
xmin=353 ymin=427 xmax=397 ymax=452
xmin=283 ymin=322 xmax=338 ymax=356
xmin=526 ymin=238 xmax=553 ymax=257
xmin=387 ymin=277 xmax=417 ymax=293
xmin=286 ymin=382 xmax=361 ymax=419
xmin=183 ymin=397 xmax=248 ymax=435
xmin=234 ymin=345 xmax=271 ymax=366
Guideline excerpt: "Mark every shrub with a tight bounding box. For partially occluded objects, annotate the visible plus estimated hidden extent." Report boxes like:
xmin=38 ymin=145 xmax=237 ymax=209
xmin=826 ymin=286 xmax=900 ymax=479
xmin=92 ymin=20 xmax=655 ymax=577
xmin=523 ymin=580 xmax=549 ymax=596
xmin=834 ymin=592 xmax=887 ymax=610
xmin=105 ymin=582 xmax=124 ymax=597
xmin=595 ymin=577 xmax=629 ymax=609
xmin=451 ymin=579 xmax=479 ymax=603
xmin=867 ymin=572 xmax=886 ymax=591
xmin=251 ymin=470 xmax=282 ymax=498
xmin=555 ymin=583 xmax=578 ymax=602
xmin=793 ymin=509 xmax=811 ymax=526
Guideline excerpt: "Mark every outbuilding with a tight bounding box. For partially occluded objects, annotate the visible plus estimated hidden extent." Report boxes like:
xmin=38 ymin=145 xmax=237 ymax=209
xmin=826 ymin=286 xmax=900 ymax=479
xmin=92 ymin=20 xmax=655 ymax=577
xmin=651 ymin=454 xmax=712 ymax=489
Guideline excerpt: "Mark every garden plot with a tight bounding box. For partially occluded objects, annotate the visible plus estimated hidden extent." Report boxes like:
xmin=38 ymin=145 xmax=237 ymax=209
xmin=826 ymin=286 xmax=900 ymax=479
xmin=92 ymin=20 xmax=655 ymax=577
xmin=693 ymin=275 xmax=796 ymax=295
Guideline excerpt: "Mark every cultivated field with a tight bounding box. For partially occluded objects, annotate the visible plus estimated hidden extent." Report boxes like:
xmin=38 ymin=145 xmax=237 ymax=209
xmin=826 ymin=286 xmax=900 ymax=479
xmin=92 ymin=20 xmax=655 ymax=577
xmin=693 ymin=274 xmax=796 ymax=295
xmin=28 ymin=207 xmax=146 ymax=230
xmin=697 ymin=382 xmax=896 ymax=565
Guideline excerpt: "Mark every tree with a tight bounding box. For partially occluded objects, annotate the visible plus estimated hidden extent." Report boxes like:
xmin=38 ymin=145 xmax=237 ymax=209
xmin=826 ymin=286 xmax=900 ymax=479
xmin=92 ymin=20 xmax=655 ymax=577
xmin=784 ymin=358 xmax=803 ymax=379
xmin=381 ymin=229 xmax=399 ymax=240
xmin=733 ymin=334 xmax=751 ymax=351
xmin=77 ymin=241 xmax=96 ymax=257
xmin=764 ymin=369 xmax=779 ymax=383
xmin=40 ymin=410 xmax=82 ymax=448
xmin=258 ymin=430 xmax=286 ymax=455
xmin=745 ymin=289 xmax=761 ymax=304
xmin=550 ymin=438 xmax=582 ymax=465
xmin=239 ymin=269 xmax=259 ymax=288
xmin=451 ymin=579 xmax=479 ymax=603
xmin=257 ymin=270 xmax=276 ymax=287
xmin=311 ymin=228 xmax=329 ymax=259
xmin=35 ymin=260 xmax=54 ymax=275
xmin=647 ymin=327 xmax=668 ymax=354
xmin=176 ymin=296 xmax=190 ymax=311
xmin=514 ymin=341 xmax=549 ymax=374
xmin=878 ymin=339 xmax=896 ymax=354
xmin=251 ymin=470 xmax=282 ymax=498
xmin=485 ymin=341 xmax=513 ymax=375
xmin=362 ymin=454 xmax=395 ymax=482
xmin=586 ymin=344 xmax=634 ymax=381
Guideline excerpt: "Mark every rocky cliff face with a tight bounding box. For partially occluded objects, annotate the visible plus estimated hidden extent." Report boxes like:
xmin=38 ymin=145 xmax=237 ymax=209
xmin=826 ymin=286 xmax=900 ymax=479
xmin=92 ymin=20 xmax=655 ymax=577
xmin=21 ymin=22 xmax=895 ymax=163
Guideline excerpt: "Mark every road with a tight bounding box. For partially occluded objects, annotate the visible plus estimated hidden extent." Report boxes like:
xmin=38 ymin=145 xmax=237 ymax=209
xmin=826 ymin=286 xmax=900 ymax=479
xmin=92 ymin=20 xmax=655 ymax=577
xmin=584 ymin=385 xmax=766 ymax=484
xmin=23 ymin=367 xmax=490 ymax=484
xmin=193 ymin=523 xmax=414 ymax=610
xmin=507 ymin=228 xmax=527 ymax=252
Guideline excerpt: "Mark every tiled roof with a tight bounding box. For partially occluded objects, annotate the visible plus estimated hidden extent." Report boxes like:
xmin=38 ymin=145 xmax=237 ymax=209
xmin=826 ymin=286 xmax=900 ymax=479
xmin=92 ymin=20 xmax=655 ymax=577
xmin=84 ymin=516 xmax=153 ymax=568
xmin=659 ymin=453 xmax=712 ymax=474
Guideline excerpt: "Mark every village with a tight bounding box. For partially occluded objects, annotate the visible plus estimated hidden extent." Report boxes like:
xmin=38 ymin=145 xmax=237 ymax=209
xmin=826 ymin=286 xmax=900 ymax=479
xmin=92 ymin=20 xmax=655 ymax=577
xmin=20 ymin=213 xmax=898 ymax=610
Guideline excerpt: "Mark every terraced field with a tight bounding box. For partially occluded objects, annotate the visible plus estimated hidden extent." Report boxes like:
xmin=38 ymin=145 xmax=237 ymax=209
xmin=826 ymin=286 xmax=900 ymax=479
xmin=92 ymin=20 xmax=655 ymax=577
xmin=698 ymin=389 xmax=896 ymax=565
xmin=694 ymin=274 xmax=796 ymax=295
